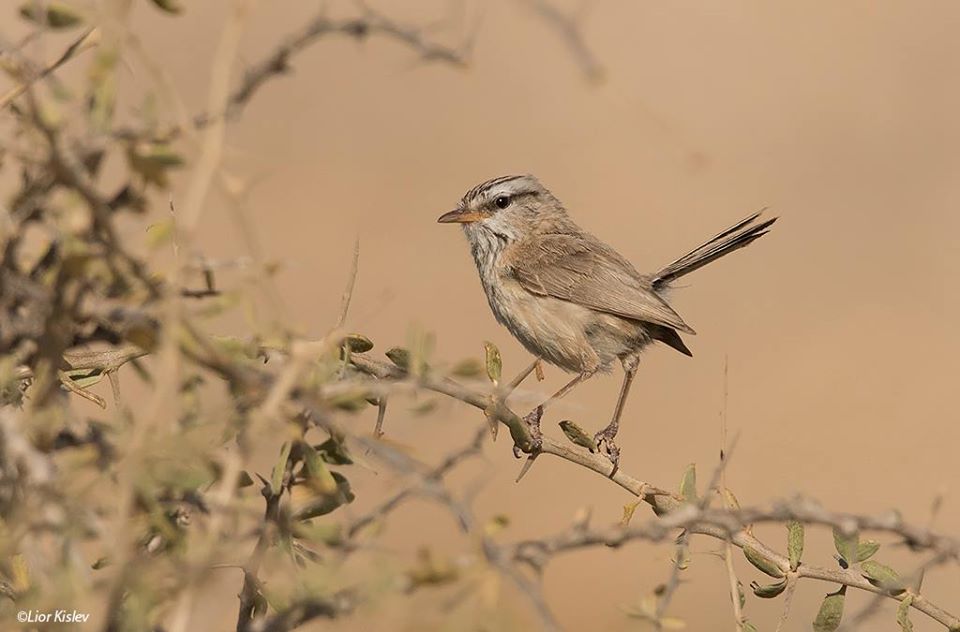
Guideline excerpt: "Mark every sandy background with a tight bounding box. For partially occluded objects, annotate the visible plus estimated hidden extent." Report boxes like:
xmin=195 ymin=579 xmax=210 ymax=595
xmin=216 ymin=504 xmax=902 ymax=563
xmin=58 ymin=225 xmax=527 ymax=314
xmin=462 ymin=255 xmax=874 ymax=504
xmin=8 ymin=0 xmax=960 ymax=630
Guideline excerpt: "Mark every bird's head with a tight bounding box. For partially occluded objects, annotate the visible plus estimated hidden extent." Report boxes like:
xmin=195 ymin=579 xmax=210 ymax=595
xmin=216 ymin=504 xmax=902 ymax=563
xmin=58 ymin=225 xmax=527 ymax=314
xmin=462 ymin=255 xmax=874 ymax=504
xmin=437 ymin=174 xmax=568 ymax=242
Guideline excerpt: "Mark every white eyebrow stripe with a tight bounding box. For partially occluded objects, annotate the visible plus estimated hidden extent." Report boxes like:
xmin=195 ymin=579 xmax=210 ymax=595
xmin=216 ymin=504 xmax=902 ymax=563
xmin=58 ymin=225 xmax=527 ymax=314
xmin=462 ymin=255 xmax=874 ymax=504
xmin=462 ymin=174 xmax=527 ymax=205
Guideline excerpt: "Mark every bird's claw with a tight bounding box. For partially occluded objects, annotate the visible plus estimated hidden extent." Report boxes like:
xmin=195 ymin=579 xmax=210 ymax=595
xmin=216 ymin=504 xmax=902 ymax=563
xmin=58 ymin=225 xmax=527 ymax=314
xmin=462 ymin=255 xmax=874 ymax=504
xmin=512 ymin=405 xmax=544 ymax=458
xmin=594 ymin=429 xmax=620 ymax=476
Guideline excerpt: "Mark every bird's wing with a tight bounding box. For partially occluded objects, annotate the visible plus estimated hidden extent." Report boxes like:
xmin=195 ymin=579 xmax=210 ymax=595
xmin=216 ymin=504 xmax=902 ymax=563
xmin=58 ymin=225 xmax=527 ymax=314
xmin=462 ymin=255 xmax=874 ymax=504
xmin=509 ymin=233 xmax=695 ymax=334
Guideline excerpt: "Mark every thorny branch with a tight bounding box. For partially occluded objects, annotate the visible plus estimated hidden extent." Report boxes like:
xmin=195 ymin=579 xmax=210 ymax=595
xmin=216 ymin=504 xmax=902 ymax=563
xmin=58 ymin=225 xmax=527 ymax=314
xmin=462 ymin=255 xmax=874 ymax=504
xmin=194 ymin=5 xmax=471 ymax=128
xmin=346 ymin=352 xmax=960 ymax=630
xmin=3 ymin=3 xmax=958 ymax=632
xmin=344 ymin=426 xmax=486 ymax=542
xmin=516 ymin=0 xmax=603 ymax=81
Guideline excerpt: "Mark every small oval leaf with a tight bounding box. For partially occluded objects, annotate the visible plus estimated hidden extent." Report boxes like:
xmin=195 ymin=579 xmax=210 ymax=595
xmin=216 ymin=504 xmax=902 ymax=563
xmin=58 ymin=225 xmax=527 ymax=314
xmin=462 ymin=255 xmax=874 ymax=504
xmin=385 ymin=347 xmax=410 ymax=369
xmin=897 ymin=594 xmax=914 ymax=632
xmin=559 ymin=420 xmax=596 ymax=451
xmin=315 ymin=437 xmax=352 ymax=465
xmin=237 ymin=471 xmax=255 ymax=488
xmin=482 ymin=341 xmax=502 ymax=384
xmin=751 ymin=579 xmax=788 ymax=598
xmin=19 ymin=1 xmax=83 ymax=28
xmin=813 ymin=588 xmax=846 ymax=632
xmin=721 ymin=488 xmax=741 ymax=511
xmin=856 ymin=539 xmax=880 ymax=562
xmin=743 ymin=546 xmax=784 ymax=578
xmin=300 ymin=442 xmax=338 ymax=494
xmin=270 ymin=441 xmax=292 ymax=496
xmin=150 ymin=0 xmax=184 ymax=14
xmin=860 ymin=560 xmax=905 ymax=593
xmin=342 ymin=333 xmax=373 ymax=353
xmin=787 ymin=520 xmax=804 ymax=571
xmin=679 ymin=463 xmax=697 ymax=503
xmin=450 ymin=357 xmax=483 ymax=378
xmin=292 ymin=472 xmax=355 ymax=520
xmin=832 ymin=526 xmax=859 ymax=565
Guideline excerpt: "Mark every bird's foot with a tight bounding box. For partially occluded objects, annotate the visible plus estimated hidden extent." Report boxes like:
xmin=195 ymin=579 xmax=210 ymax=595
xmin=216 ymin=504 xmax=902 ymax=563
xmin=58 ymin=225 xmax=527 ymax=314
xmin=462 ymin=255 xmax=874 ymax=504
xmin=593 ymin=427 xmax=620 ymax=477
xmin=512 ymin=405 xmax=544 ymax=458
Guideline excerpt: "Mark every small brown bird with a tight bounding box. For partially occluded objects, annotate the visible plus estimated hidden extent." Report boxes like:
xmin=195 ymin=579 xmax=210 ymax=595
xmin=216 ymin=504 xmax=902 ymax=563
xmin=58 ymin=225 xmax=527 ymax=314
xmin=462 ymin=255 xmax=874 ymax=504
xmin=438 ymin=174 xmax=775 ymax=468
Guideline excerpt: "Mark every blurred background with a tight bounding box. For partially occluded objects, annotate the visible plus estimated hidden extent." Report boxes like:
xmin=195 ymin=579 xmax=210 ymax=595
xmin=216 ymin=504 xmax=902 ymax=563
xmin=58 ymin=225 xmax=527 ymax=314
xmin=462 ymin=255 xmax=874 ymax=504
xmin=4 ymin=1 xmax=959 ymax=630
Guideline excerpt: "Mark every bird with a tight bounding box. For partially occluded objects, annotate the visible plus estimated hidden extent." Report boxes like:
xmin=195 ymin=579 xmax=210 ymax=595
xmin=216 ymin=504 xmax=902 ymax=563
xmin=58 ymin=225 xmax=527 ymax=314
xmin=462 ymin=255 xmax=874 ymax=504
xmin=437 ymin=174 xmax=775 ymax=470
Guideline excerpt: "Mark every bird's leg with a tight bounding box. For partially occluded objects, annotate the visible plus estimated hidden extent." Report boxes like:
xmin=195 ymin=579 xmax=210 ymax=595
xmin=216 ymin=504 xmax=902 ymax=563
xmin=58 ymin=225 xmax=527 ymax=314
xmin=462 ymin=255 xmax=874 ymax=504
xmin=506 ymin=358 xmax=543 ymax=392
xmin=594 ymin=366 xmax=637 ymax=474
xmin=514 ymin=371 xmax=593 ymax=456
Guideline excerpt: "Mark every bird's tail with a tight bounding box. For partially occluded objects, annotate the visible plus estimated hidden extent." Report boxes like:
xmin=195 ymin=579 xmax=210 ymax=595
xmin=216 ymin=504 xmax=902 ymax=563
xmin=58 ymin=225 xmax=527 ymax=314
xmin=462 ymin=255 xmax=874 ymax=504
xmin=651 ymin=210 xmax=776 ymax=289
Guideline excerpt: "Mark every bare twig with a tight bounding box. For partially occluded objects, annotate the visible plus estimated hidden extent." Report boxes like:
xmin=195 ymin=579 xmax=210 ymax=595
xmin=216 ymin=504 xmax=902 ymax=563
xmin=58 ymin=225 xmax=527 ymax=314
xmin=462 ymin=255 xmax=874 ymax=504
xmin=57 ymin=370 xmax=107 ymax=409
xmin=347 ymin=351 xmax=960 ymax=630
xmin=195 ymin=6 xmax=470 ymax=128
xmin=656 ymin=437 xmax=738 ymax=627
xmin=0 ymin=27 xmax=99 ymax=109
xmin=344 ymin=426 xmax=486 ymax=541
xmin=774 ymin=575 xmax=798 ymax=632
xmin=337 ymin=238 xmax=360 ymax=327
xmin=724 ymin=541 xmax=745 ymax=631
xmin=516 ymin=0 xmax=603 ymax=81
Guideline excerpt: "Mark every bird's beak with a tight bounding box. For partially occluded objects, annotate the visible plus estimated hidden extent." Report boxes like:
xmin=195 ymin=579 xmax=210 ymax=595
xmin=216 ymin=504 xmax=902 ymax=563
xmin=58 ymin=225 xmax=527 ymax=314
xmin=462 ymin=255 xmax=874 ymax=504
xmin=437 ymin=208 xmax=485 ymax=224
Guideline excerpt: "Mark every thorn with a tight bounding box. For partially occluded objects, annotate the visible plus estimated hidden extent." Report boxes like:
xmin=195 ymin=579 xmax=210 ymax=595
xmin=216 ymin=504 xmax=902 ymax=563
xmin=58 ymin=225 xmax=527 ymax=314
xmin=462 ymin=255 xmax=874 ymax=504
xmin=515 ymin=453 xmax=539 ymax=483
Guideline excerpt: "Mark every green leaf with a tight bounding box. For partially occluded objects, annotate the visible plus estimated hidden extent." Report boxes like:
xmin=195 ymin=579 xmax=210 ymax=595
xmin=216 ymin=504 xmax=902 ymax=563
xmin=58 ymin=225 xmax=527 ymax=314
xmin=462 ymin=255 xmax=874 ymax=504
xmin=482 ymin=341 xmax=501 ymax=383
xmin=145 ymin=457 xmax=214 ymax=492
xmin=91 ymin=557 xmax=110 ymax=570
xmin=328 ymin=391 xmax=370 ymax=412
xmin=559 ymin=420 xmax=595 ymax=451
xmin=750 ymin=579 xmax=787 ymax=598
xmin=126 ymin=141 xmax=184 ymax=186
xmin=743 ymin=546 xmax=784 ymax=578
xmin=787 ymin=520 xmax=804 ymax=571
xmin=341 ymin=333 xmax=373 ymax=353
xmin=856 ymin=539 xmax=880 ymax=562
xmin=300 ymin=442 xmax=338 ymax=495
xmin=860 ymin=560 xmax=905 ymax=593
xmin=742 ymin=622 xmax=758 ymax=632
xmin=720 ymin=488 xmax=741 ymax=510
xmin=292 ymin=521 xmax=343 ymax=546
xmin=68 ymin=372 xmax=105 ymax=389
xmin=897 ymin=594 xmax=914 ymax=632
xmin=270 ymin=441 xmax=292 ymax=496
xmin=812 ymin=588 xmax=846 ymax=632
xmin=146 ymin=219 xmax=175 ymax=249
xmin=385 ymin=347 xmax=410 ymax=370
xmin=149 ymin=0 xmax=184 ymax=14
xmin=237 ymin=471 xmax=255 ymax=489
xmin=450 ymin=357 xmax=483 ymax=378
xmin=832 ymin=526 xmax=858 ymax=565
xmin=406 ymin=548 xmax=459 ymax=590
xmin=678 ymin=463 xmax=697 ymax=503
xmin=620 ymin=499 xmax=642 ymax=527
xmin=88 ymin=48 xmax=118 ymax=130
xmin=19 ymin=1 xmax=83 ymax=28
xmin=293 ymin=472 xmax=355 ymax=520
xmin=315 ymin=437 xmax=352 ymax=465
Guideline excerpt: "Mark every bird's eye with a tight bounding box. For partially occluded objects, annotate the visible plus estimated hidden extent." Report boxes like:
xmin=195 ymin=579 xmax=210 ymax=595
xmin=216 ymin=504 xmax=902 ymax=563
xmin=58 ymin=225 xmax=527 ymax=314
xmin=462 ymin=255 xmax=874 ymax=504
xmin=494 ymin=196 xmax=511 ymax=209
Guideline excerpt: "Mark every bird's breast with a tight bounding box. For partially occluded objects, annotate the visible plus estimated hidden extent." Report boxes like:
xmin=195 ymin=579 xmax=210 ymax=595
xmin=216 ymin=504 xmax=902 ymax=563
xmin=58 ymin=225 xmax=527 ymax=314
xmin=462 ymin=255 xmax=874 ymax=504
xmin=480 ymin=267 xmax=606 ymax=373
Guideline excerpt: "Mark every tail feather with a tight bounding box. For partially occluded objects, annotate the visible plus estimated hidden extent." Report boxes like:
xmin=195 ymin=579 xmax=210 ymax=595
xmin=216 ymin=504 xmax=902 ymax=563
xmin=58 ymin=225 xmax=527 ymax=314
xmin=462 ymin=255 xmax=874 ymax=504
xmin=649 ymin=324 xmax=693 ymax=356
xmin=652 ymin=210 xmax=776 ymax=289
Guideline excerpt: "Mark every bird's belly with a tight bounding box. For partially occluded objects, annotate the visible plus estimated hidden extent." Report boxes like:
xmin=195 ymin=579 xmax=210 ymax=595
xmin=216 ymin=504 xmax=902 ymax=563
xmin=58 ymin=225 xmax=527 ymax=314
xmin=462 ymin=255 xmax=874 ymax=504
xmin=483 ymin=278 xmax=614 ymax=373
